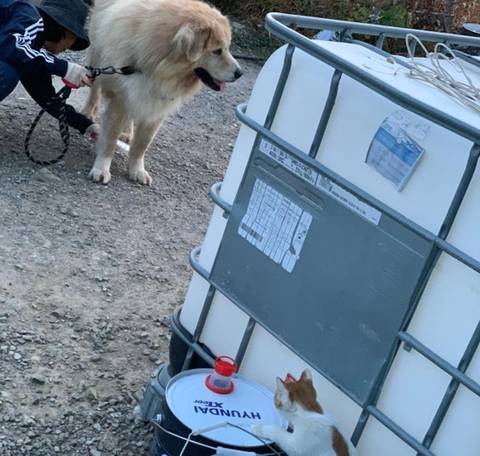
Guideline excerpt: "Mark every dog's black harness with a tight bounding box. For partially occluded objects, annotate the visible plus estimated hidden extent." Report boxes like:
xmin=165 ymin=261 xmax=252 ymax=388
xmin=24 ymin=65 xmax=137 ymax=166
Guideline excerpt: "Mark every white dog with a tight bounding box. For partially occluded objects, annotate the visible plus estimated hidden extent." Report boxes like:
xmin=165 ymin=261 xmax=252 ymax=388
xmin=83 ymin=0 xmax=242 ymax=185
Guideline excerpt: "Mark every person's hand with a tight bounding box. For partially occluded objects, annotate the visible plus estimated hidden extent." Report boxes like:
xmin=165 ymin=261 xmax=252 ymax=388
xmin=64 ymin=63 xmax=92 ymax=88
xmin=85 ymin=123 xmax=100 ymax=142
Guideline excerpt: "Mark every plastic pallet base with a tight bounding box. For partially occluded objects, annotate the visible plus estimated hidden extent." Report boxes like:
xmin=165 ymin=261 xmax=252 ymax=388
xmin=139 ymin=362 xmax=172 ymax=422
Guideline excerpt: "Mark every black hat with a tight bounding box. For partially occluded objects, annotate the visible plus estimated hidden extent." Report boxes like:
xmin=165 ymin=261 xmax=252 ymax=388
xmin=37 ymin=0 xmax=90 ymax=51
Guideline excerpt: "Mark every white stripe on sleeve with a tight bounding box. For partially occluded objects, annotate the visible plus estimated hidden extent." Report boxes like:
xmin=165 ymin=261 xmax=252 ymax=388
xmin=13 ymin=18 xmax=55 ymax=64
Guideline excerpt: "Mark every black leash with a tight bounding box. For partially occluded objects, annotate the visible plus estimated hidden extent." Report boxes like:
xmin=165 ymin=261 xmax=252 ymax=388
xmin=24 ymin=65 xmax=137 ymax=166
xmin=25 ymin=85 xmax=72 ymax=166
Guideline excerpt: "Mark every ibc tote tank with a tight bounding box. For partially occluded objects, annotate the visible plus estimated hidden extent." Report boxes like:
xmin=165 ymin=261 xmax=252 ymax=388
xmin=175 ymin=15 xmax=480 ymax=456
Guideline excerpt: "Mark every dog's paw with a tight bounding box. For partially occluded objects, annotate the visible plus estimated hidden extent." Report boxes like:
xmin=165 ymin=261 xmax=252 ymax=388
xmin=88 ymin=167 xmax=111 ymax=184
xmin=128 ymin=162 xmax=152 ymax=186
xmin=129 ymin=168 xmax=152 ymax=186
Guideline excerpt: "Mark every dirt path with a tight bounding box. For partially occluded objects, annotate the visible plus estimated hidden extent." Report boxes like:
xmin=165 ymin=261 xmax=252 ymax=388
xmin=0 ymin=55 xmax=259 ymax=455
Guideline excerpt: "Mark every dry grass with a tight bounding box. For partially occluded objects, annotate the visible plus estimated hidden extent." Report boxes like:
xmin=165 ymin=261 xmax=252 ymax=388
xmin=210 ymin=0 xmax=407 ymax=24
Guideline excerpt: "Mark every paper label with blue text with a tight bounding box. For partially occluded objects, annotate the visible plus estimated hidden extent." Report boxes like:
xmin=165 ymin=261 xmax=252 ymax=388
xmin=367 ymin=111 xmax=426 ymax=190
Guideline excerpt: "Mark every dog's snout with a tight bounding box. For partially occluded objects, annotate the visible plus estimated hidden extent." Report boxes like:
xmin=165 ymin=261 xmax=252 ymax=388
xmin=234 ymin=68 xmax=243 ymax=80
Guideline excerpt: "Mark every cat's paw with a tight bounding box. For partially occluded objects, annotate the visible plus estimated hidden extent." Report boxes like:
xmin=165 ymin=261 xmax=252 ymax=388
xmin=251 ymin=424 xmax=264 ymax=436
xmin=251 ymin=424 xmax=275 ymax=440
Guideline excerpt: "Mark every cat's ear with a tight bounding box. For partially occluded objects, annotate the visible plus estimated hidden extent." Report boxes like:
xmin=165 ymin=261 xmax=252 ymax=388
xmin=276 ymin=376 xmax=287 ymax=392
xmin=300 ymin=368 xmax=313 ymax=381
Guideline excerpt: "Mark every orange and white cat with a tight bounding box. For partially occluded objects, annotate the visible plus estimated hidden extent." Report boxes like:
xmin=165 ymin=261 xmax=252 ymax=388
xmin=252 ymin=369 xmax=356 ymax=456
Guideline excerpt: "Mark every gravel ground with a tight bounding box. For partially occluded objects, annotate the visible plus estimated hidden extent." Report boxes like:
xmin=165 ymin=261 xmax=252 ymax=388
xmin=0 ymin=44 xmax=260 ymax=455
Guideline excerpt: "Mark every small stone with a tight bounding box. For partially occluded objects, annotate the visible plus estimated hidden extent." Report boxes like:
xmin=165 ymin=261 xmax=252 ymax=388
xmin=232 ymin=21 xmax=246 ymax=32
xmin=35 ymin=167 xmax=62 ymax=183
xmin=59 ymin=207 xmax=79 ymax=218
xmin=13 ymin=353 xmax=22 ymax=360
xmin=30 ymin=374 xmax=46 ymax=385
xmin=87 ymin=387 xmax=98 ymax=401
xmin=98 ymin=432 xmax=116 ymax=451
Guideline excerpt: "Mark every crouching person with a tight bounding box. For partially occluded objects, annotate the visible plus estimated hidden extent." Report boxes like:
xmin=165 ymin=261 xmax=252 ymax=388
xmin=0 ymin=0 xmax=99 ymax=140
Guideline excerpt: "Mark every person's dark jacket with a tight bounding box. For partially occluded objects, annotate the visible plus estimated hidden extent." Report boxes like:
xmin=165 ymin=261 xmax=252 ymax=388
xmin=0 ymin=0 xmax=92 ymax=133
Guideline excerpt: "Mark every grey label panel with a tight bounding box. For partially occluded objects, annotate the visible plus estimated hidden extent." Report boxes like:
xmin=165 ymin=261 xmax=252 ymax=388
xmin=210 ymin=141 xmax=433 ymax=404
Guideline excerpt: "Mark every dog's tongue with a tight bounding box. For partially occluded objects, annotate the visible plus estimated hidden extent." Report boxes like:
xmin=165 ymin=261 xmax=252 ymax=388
xmin=219 ymin=81 xmax=225 ymax=92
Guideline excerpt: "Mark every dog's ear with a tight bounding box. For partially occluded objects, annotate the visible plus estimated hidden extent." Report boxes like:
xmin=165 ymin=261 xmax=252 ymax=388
xmin=173 ymin=24 xmax=211 ymax=62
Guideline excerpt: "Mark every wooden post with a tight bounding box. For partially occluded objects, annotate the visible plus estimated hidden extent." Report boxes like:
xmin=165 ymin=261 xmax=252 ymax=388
xmin=444 ymin=0 xmax=455 ymax=32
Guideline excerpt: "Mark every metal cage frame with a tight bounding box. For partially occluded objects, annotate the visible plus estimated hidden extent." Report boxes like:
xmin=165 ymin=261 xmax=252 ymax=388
xmin=171 ymin=15 xmax=480 ymax=455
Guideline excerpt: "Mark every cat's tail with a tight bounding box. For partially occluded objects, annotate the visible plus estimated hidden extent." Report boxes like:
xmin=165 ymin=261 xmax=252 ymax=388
xmin=318 ymin=413 xmax=358 ymax=455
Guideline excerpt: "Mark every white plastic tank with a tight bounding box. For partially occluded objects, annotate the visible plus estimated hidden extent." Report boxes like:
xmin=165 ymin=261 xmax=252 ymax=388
xmin=179 ymin=37 xmax=480 ymax=455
